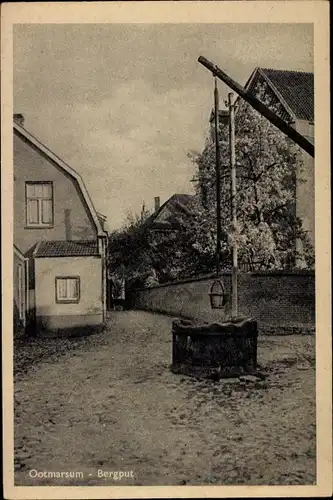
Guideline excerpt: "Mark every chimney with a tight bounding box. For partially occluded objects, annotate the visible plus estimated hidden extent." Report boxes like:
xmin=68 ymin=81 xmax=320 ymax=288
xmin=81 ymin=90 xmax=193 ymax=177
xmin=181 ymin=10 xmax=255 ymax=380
xmin=64 ymin=209 xmax=72 ymax=241
xmin=154 ymin=196 xmax=160 ymax=213
xmin=13 ymin=114 xmax=25 ymax=127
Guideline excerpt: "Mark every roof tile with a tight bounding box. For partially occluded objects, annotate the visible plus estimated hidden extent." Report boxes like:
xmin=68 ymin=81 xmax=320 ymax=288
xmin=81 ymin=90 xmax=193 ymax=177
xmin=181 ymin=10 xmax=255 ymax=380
xmin=261 ymin=68 xmax=314 ymax=121
xmin=144 ymin=194 xmax=195 ymax=230
xmin=35 ymin=240 xmax=99 ymax=258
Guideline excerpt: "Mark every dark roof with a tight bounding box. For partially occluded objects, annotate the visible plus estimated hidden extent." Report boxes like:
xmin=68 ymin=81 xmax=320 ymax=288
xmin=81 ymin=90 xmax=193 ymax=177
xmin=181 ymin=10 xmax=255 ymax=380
xmin=260 ymin=68 xmax=314 ymax=121
xmin=209 ymin=109 xmax=229 ymax=124
xmin=144 ymin=194 xmax=195 ymax=230
xmin=13 ymin=113 xmax=25 ymax=127
xmin=35 ymin=240 xmax=99 ymax=258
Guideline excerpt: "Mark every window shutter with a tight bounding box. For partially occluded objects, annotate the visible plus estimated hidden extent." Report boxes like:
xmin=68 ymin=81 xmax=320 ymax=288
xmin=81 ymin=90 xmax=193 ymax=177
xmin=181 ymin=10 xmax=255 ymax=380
xmin=27 ymin=199 xmax=39 ymax=224
xmin=42 ymin=183 xmax=52 ymax=197
xmin=41 ymin=199 xmax=52 ymax=224
xmin=56 ymin=277 xmax=79 ymax=302
xmin=26 ymin=182 xmax=53 ymax=226
xmin=34 ymin=184 xmax=44 ymax=198
xmin=57 ymin=279 xmax=67 ymax=299
xmin=68 ymin=278 xmax=79 ymax=299
xmin=26 ymin=184 xmax=36 ymax=197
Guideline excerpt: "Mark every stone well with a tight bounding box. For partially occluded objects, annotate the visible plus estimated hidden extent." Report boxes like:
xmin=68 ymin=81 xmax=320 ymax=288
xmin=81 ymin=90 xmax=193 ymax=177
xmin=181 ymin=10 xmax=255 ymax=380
xmin=171 ymin=317 xmax=258 ymax=378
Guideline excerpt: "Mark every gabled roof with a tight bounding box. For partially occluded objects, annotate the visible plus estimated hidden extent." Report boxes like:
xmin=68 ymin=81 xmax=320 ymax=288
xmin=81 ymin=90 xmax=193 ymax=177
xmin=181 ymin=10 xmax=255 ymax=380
xmin=14 ymin=244 xmax=28 ymax=261
xmin=260 ymin=68 xmax=314 ymax=122
xmin=34 ymin=240 xmax=99 ymax=258
xmin=209 ymin=109 xmax=229 ymax=124
xmin=14 ymin=121 xmax=106 ymax=237
xmin=97 ymin=212 xmax=109 ymax=233
xmin=144 ymin=194 xmax=195 ymax=230
xmin=245 ymin=67 xmax=314 ymax=122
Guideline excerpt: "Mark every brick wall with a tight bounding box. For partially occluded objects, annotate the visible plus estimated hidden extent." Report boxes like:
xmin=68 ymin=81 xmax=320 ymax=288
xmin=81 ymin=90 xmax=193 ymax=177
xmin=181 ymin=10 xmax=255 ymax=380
xmin=131 ymin=271 xmax=315 ymax=334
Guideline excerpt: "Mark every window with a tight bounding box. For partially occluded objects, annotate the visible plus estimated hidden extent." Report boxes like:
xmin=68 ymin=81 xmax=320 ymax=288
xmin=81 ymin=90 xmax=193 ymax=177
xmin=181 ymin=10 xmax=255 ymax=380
xmin=55 ymin=277 xmax=80 ymax=303
xmin=26 ymin=182 xmax=53 ymax=227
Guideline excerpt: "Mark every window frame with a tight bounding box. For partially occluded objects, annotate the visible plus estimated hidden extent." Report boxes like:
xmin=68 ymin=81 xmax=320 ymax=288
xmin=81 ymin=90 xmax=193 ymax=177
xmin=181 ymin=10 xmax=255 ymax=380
xmin=55 ymin=276 xmax=80 ymax=304
xmin=25 ymin=181 xmax=54 ymax=228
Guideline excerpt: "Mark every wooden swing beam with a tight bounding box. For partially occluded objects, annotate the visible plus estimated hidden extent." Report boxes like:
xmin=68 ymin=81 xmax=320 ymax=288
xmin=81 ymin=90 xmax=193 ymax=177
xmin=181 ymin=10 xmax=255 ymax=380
xmin=198 ymin=56 xmax=314 ymax=158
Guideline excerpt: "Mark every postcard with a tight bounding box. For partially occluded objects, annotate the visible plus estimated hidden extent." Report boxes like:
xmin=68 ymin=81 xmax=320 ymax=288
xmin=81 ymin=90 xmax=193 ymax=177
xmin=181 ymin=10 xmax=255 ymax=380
xmin=1 ymin=1 xmax=331 ymax=498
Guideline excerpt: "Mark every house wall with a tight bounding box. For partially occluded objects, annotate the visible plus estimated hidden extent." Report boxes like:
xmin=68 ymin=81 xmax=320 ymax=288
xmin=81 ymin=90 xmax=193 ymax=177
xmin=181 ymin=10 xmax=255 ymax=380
xmin=35 ymin=256 xmax=103 ymax=329
xmin=14 ymin=131 xmax=97 ymax=254
xmin=131 ymin=271 xmax=315 ymax=333
xmin=13 ymin=250 xmax=27 ymax=330
xmin=295 ymin=120 xmax=315 ymax=250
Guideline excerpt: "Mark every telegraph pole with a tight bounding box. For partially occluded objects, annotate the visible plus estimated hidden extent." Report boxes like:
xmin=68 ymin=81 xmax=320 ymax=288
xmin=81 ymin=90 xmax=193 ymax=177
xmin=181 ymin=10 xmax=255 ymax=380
xmin=228 ymin=92 xmax=238 ymax=318
xmin=214 ymin=77 xmax=222 ymax=277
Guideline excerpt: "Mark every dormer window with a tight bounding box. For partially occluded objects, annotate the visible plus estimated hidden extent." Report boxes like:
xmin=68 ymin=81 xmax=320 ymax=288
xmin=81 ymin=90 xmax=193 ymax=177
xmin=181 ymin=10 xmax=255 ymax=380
xmin=26 ymin=182 xmax=53 ymax=227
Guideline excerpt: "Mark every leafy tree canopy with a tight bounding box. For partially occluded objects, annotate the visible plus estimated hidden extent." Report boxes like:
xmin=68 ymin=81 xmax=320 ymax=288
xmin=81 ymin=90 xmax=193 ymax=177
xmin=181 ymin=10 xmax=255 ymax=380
xmin=108 ymin=87 xmax=314 ymax=289
xmin=192 ymin=91 xmax=314 ymax=271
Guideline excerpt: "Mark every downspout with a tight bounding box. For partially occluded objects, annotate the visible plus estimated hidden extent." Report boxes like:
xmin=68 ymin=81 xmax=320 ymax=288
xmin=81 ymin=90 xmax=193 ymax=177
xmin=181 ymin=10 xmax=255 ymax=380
xmin=104 ymin=234 xmax=108 ymax=319
xmin=103 ymin=237 xmax=106 ymax=322
xmin=98 ymin=234 xmax=107 ymax=323
xmin=24 ymin=257 xmax=29 ymax=328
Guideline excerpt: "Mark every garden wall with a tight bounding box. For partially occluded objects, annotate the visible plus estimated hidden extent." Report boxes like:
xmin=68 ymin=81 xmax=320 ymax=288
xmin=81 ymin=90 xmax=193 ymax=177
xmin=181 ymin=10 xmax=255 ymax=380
xmin=131 ymin=271 xmax=315 ymax=334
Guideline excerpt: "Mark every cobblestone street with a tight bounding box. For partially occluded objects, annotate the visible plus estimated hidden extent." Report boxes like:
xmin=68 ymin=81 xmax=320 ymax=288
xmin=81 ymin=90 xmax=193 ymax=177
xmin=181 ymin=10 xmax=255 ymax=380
xmin=14 ymin=311 xmax=316 ymax=486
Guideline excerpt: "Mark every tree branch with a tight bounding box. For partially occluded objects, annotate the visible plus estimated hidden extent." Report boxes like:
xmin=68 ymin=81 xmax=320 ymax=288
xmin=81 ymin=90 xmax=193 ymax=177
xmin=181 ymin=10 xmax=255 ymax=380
xmin=263 ymin=202 xmax=289 ymax=218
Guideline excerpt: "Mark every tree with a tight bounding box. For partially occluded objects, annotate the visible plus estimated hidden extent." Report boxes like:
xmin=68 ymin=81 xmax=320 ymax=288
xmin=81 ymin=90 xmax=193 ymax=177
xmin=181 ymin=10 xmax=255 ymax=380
xmin=191 ymin=92 xmax=314 ymax=271
xmin=107 ymin=206 xmax=207 ymax=289
xmin=107 ymin=212 xmax=154 ymax=289
xmin=108 ymin=84 xmax=314 ymax=288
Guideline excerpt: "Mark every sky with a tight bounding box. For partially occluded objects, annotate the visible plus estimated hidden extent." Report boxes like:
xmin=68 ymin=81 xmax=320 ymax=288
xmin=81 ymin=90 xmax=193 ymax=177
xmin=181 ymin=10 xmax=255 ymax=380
xmin=14 ymin=23 xmax=313 ymax=230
